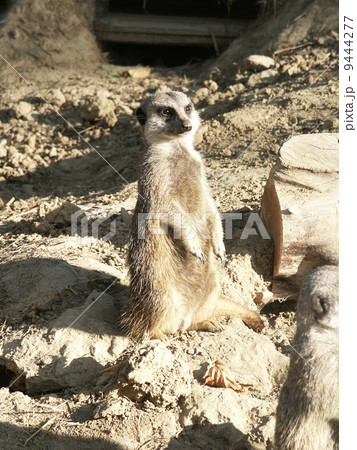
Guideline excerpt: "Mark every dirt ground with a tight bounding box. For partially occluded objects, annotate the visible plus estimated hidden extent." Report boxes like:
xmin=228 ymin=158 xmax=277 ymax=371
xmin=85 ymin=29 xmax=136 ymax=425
xmin=0 ymin=0 xmax=338 ymax=448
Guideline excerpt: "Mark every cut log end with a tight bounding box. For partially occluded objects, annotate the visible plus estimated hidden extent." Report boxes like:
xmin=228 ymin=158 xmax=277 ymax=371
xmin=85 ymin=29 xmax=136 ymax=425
xmin=260 ymin=133 xmax=339 ymax=299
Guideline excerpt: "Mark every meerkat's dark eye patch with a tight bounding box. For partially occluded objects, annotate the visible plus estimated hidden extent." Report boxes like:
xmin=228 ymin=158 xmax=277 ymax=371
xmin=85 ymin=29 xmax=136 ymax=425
xmin=185 ymin=105 xmax=192 ymax=113
xmin=136 ymin=107 xmax=147 ymax=126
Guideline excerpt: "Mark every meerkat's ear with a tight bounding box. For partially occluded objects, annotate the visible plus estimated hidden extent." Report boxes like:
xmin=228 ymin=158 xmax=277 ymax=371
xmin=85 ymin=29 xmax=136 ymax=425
xmin=136 ymin=107 xmax=147 ymax=126
xmin=312 ymin=294 xmax=330 ymax=320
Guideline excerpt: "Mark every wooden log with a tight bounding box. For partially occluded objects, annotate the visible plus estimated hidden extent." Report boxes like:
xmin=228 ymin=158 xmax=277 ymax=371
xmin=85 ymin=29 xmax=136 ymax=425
xmin=260 ymin=133 xmax=339 ymax=299
xmin=94 ymin=13 xmax=248 ymax=45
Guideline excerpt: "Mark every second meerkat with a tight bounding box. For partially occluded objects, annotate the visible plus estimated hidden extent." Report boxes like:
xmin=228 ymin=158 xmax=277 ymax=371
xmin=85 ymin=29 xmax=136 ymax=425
xmin=122 ymin=91 xmax=263 ymax=341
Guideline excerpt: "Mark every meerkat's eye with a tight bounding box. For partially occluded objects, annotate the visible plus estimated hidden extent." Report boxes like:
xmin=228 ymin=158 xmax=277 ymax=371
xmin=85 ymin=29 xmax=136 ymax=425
xmin=161 ymin=108 xmax=173 ymax=117
xmin=185 ymin=105 xmax=192 ymax=113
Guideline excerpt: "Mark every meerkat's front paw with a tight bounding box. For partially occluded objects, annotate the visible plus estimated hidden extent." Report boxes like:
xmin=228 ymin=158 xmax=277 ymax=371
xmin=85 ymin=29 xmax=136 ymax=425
xmin=191 ymin=249 xmax=206 ymax=264
xmin=213 ymin=242 xmax=226 ymax=265
xmin=188 ymin=238 xmax=206 ymax=264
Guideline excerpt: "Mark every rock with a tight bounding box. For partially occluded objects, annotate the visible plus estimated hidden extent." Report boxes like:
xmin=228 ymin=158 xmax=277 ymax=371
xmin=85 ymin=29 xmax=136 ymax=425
xmin=194 ymin=87 xmax=210 ymax=101
xmin=0 ymin=239 xmax=124 ymax=321
xmin=49 ymin=146 xmax=58 ymax=157
xmin=204 ymin=80 xmax=219 ymax=92
xmin=33 ymin=220 xmax=54 ymax=234
xmin=14 ymin=132 xmax=24 ymax=143
xmin=245 ymin=55 xmax=275 ymax=72
xmin=0 ymin=290 xmax=128 ymax=395
xmin=108 ymin=341 xmax=191 ymax=407
xmin=282 ymin=64 xmax=301 ymax=76
xmin=247 ymin=69 xmax=279 ymax=88
xmin=123 ymin=66 xmax=151 ymax=79
xmin=93 ymin=395 xmax=177 ymax=448
xmin=47 ymin=88 xmax=66 ymax=108
xmin=180 ymin=385 xmax=269 ymax=447
xmin=254 ymin=291 xmax=274 ymax=305
xmin=0 ymin=139 xmax=7 ymax=158
xmin=244 ymin=414 xmax=276 ymax=449
xmin=27 ymin=134 xmax=36 ymax=149
xmin=8 ymin=151 xmax=23 ymax=168
xmin=227 ymin=83 xmax=246 ymax=95
xmin=11 ymin=101 xmax=32 ymax=118
xmin=45 ymin=201 xmax=82 ymax=226
xmin=102 ymin=110 xmax=117 ymax=128
xmin=93 ymin=396 xmax=135 ymax=419
xmin=115 ymin=102 xmax=133 ymax=116
xmin=80 ymin=92 xmax=117 ymax=127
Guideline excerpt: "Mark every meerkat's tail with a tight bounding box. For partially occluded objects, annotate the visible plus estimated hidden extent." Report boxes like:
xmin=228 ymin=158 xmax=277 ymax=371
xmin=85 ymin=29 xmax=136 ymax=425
xmin=214 ymin=296 xmax=264 ymax=332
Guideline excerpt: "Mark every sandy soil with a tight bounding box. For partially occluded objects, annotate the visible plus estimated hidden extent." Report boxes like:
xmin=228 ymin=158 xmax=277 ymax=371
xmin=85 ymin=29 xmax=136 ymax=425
xmin=0 ymin=0 xmax=338 ymax=448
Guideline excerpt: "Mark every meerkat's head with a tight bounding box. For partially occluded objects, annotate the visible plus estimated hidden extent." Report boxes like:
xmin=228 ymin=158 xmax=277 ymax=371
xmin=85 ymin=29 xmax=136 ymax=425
xmin=297 ymin=265 xmax=339 ymax=332
xmin=136 ymin=91 xmax=200 ymax=145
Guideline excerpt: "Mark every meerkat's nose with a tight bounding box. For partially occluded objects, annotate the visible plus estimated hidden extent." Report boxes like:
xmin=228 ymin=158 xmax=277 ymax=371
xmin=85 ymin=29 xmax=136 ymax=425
xmin=181 ymin=121 xmax=192 ymax=132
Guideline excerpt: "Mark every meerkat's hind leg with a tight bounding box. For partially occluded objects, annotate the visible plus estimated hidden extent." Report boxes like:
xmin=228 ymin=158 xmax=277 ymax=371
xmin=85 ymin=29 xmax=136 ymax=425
xmin=214 ymin=296 xmax=264 ymax=332
xmin=190 ymin=318 xmax=224 ymax=332
xmin=150 ymin=329 xmax=170 ymax=345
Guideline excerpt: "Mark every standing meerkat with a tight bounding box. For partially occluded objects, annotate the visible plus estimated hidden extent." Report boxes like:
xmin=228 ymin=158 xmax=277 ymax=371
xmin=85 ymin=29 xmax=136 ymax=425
xmin=121 ymin=91 xmax=263 ymax=341
xmin=275 ymin=265 xmax=339 ymax=450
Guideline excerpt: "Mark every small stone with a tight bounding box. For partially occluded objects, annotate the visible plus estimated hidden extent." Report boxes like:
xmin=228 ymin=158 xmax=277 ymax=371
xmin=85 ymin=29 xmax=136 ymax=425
xmin=194 ymin=87 xmax=210 ymax=100
xmin=286 ymin=65 xmax=301 ymax=76
xmin=60 ymin=135 xmax=70 ymax=145
xmin=204 ymin=80 xmax=219 ymax=92
xmin=0 ymin=139 xmax=7 ymax=158
xmin=254 ymin=291 xmax=274 ymax=305
xmin=102 ymin=110 xmax=117 ymax=128
xmin=80 ymin=92 xmax=117 ymax=127
xmin=123 ymin=66 xmax=151 ymax=79
xmin=49 ymin=147 xmax=58 ymax=157
xmin=11 ymin=101 xmax=32 ymax=119
xmin=46 ymin=201 xmax=82 ymax=226
xmin=46 ymin=89 xmax=66 ymax=108
xmin=33 ymin=221 xmax=54 ymax=234
xmin=227 ymin=83 xmax=246 ymax=95
xmin=14 ymin=133 xmax=24 ymax=143
xmin=27 ymin=135 xmax=36 ymax=149
xmin=247 ymin=69 xmax=279 ymax=88
xmin=270 ymin=144 xmax=280 ymax=155
xmin=8 ymin=151 xmax=23 ymax=168
xmin=245 ymin=55 xmax=275 ymax=72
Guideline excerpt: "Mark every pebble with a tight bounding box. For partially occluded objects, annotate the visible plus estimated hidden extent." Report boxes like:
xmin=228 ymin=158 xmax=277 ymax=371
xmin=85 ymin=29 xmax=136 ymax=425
xmin=247 ymin=69 xmax=279 ymax=88
xmin=49 ymin=147 xmax=58 ymax=157
xmin=27 ymin=134 xmax=36 ymax=149
xmin=0 ymin=139 xmax=7 ymax=158
xmin=11 ymin=101 xmax=32 ymax=119
xmin=254 ymin=291 xmax=274 ymax=305
xmin=80 ymin=93 xmax=117 ymax=128
xmin=244 ymin=55 xmax=275 ymax=72
xmin=46 ymin=89 xmax=66 ymax=108
xmin=204 ymin=80 xmax=219 ymax=92
xmin=227 ymin=83 xmax=245 ymax=95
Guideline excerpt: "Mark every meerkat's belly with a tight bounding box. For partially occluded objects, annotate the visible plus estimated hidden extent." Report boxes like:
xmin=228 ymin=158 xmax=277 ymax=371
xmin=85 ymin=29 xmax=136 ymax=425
xmin=155 ymin=239 xmax=218 ymax=334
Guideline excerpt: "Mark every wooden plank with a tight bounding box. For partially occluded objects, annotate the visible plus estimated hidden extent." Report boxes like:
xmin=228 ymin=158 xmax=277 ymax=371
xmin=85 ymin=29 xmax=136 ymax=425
xmin=95 ymin=13 xmax=248 ymax=44
xmin=95 ymin=31 xmax=234 ymax=46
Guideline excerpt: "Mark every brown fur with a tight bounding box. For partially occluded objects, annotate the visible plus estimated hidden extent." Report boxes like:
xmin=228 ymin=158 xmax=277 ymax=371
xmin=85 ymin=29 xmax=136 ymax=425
xmin=121 ymin=91 xmax=263 ymax=341
xmin=275 ymin=265 xmax=339 ymax=449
